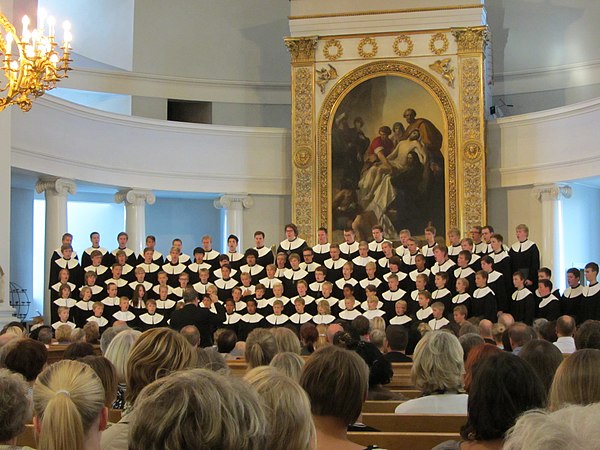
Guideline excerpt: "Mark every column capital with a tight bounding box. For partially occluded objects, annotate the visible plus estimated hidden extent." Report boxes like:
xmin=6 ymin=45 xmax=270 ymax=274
xmin=451 ymin=26 xmax=489 ymax=54
xmin=115 ymin=189 xmax=156 ymax=206
xmin=284 ymin=36 xmax=318 ymax=63
xmin=213 ymin=194 xmax=254 ymax=210
xmin=532 ymin=183 xmax=572 ymax=202
xmin=35 ymin=177 xmax=77 ymax=196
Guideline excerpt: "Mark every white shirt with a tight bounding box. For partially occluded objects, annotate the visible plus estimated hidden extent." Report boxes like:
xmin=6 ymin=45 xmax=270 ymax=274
xmin=395 ymin=394 xmax=468 ymax=414
xmin=553 ymin=336 xmax=576 ymax=354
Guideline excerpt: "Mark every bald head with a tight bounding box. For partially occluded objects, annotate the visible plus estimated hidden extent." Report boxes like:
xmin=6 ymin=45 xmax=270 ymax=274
xmin=326 ymin=323 xmax=344 ymax=344
xmin=478 ymin=319 xmax=493 ymax=339
xmin=556 ymin=315 xmax=575 ymax=337
xmin=498 ymin=313 xmax=515 ymax=328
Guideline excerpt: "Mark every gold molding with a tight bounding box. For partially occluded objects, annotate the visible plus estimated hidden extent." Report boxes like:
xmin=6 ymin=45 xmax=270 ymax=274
xmin=358 ymin=37 xmax=378 ymax=58
xmin=316 ymin=60 xmax=460 ymax=234
xmin=429 ymin=33 xmax=449 ymax=55
xmin=323 ymin=39 xmax=343 ymax=61
xmin=392 ymin=35 xmax=414 ymax=57
xmin=285 ymin=36 xmax=319 ymax=63
xmin=289 ymin=4 xmax=482 ymax=20
xmin=452 ymin=26 xmax=489 ymax=54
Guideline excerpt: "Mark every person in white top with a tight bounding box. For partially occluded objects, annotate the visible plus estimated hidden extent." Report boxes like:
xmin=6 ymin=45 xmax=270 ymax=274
xmin=395 ymin=331 xmax=467 ymax=414
xmin=553 ymin=315 xmax=577 ymax=354
xmin=52 ymin=306 xmax=76 ymax=330
xmin=428 ymin=302 xmax=450 ymax=330
xmin=113 ymin=296 xmax=136 ymax=323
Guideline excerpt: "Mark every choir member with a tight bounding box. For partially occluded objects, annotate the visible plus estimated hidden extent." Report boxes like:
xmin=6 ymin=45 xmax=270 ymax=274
xmin=376 ymin=241 xmax=395 ymax=278
xmin=480 ymin=255 xmax=508 ymax=314
xmin=137 ymin=247 xmax=161 ymax=285
xmin=238 ymin=299 xmax=265 ymax=341
xmin=201 ymin=235 xmax=221 ymax=271
xmin=429 ymin=245 xmax=456 ymax=292
xmin=360 ymin=284 xmax=383 ymax=313
xmin=312 ymin=300 xmax=335 ymax=325
xmin=469 ymin=225 xmax=488 ymax=256
xmin=155 ymin=285 xmax=177 ymax=321
xmin=51 ymin=232 xmax=77 ymax=262
xmin=83 ymin=249 xmax=110 ymax=284
xmin=447 ymin=228 xmax=462 ymax=263
xmin=267 ymin=282 xmax=292 ymax=316
xmin=389 ymin=300 xmax=413 ymax=327
xmin=460 ymin=238 xmax=482 ymax=271
xmin=138 ymin=299 xmax=166 ymax=330
xmin=86 ymin=302 xmax=109 ymax=332
xmin=50 ymin=244 xmax=83 ymax=289
xmin=113 ymin=296 xmax=137 ymax=325
xmin=299 ymin=247 xmax=320 ymax=283
xmin=275 ymin=252 xmax=288 ymax=278
xmin=266 ymin=299 xmax=290 ymax=327
xmin=431 ymin=272 xmax=453 ymax=315
xmin=339 ymin=297 xmax=362 ymax=323
xmin=408 ymin=254 xmax=431 ymax=292
xmin=104 ymin=263 xmax=129 ymax=297
xmin=339 ymin=228 xmax=360 ymax=260
xmin=536 ymin=267 xmax=561 ymax=299
xmin=580 ymin=262 xmax=600 ymax=324
xmin=490 ymin=234 xmax=513 ymax=296
xmin=409 ymin=274 xmax=429 ymax=316
xmin=451 ymin=278 xmax=472 ymax=316
xmin=283 ymin=253 xmax=309 ymax=297
xmin=192 ymin=268 xmax=214 ymax=296
xmin=394 ymin=229 xmax=411 ymax=258
xmin=142 ymin=235 xmax=164 ymax=265
xmin=114 ymin=250 xmax=135 ymax=282
xmin=511 ymin=271 xmax=535 ymax=325
xmin=311 ymin=227 xmax=331 ymax=266
xmin=222 ymin=298 xmax=243 ymax=335
xmin=421 ymin=226 xmax=437 ymax=268
xmin=101 ymin=283 xmax=121 ymax=318
xmin=351 ymin=241 xmax=376 ymax=281
xmin=277 ymin=223 xmax=308 ymax=264
xmin=168 ymin=238 xmax=191 ymax=265
xmin=74 ymin=286 xmax=95 ymax=328
xmin=334 ymin=261 xmax=359 ymax=299
xmin=480 ymin=225 xmax=495 ymax=255
xmin=428 ymin=302 xmax=450 ymax=330
xmin=415 ymin=290 xmax=434 ymax=323
xmin=381 ymin=273 xmax=407 ymax=318
xmin=231 ymin=287 xmax=247 ymax=313
xmin=308 ymin=266 xmax=326 ymax=298
xmin=453 ymin=304 xmax=469 ymax=328
xmin=130 ymin=283 xmax=148 ymax=316
xmin=363 ymin=295 xmax=386 ymax=321
xmin=162 ymin=247 xmax=188 ymax=287
xmin=471 ymin=270 xmax=498 ymax=322
xmin=128 ymin=267 xmax=153 ymax=297
xmin=289 ymin=297 xmax=314 ymax=330
xmin=253 ymin=230 xmax=274 ymax=268
xmin=81 ymin=271 xmax=105 ymax=302
xmin=295 ymin=279 xmax=317 ymax=316
xmin=368 ymin=225 xmax=391 ymax=261
xmin=324 ymin=244 xmax=347 ymax=283
xmin=187 ymin=247 xmax=211 ymax=284
xmin=52 ymin=283 xmax=77 ymax=324
xmin=239 ymin=248 xmax=265 ymax=285
xmin=52 ymin=306 xmax=76 ymax=331
xmin=453 ymin=251 xmax=476 ymax=294
xmin=50 ymin=268 xmax=76 ymax=302
xmin=172 ymin=273 xmax=192 ymax=303
xmin=224 ymin=234 xmax=245 ymax=271
xmin=109 ymin=231 xmax=137 ymax=267
xmin=509 ymin=224 xmax=540 ymax=290
xmin=260 ymin=264 xmax=281 ymax=297
xmin=561 ymin=268 xmax=583 ymax=318
xmin=214 ymin=265 xmax=239 ymax=302
xmin=536 ymin=279 xmax=560 ymax=321
xmin=319 ymin=282 xmax=339 ymax=312
xmin=238 ymin=272 xmax=256 ymax=299
xmin=401 ymin=237 xmax=420 ymax=273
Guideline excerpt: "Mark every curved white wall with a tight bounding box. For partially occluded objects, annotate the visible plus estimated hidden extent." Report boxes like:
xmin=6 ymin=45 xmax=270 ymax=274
xmin=11 ymin=97 xmax=291 ymax=195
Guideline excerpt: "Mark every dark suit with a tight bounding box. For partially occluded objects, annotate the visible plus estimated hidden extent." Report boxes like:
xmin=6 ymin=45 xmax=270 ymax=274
xmin=383 ymin=351 xmax=413 ymax=363
xmin=170 ymin=303 xmax=214 ymax=347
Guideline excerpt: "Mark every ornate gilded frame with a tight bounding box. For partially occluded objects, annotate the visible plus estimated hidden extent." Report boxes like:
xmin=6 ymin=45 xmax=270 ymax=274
xmin=318 ymin=60 xmax=458 ymax=237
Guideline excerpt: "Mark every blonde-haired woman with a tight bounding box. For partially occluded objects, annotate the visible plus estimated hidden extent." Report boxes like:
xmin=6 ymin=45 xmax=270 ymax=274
xmin=103 ymin=329 xmax=141 ymax=410
xmin=271 ymin=326 xmax=302 ymax=354
xmin=101 ymin=327 xmax=197 ymax=450
xmin=270 ymin=351 xmax=305 ymax=382
xmin=549 ymin=348 xmax=600 ymax=410
xmin=395 ymin=330 xmax=467 ymax=414
xmin=245 ymin=328 xmax=278 ymax=369
xmin=33 ymin=360 xmax=107 ymax=450
xmin=130 ymin=369 xmax=267 ymax=450
xmin=245 ymin=366 xmax=315 ymax=450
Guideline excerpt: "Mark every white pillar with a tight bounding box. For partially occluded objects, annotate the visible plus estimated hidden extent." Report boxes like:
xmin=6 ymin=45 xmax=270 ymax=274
xmin=532 ymin=183 xmax=572 ymax=280
xmin=35 ymin=177 xmax=77 ymax=321
xmin=0 ymin=95 xmax=14 ymax=325
xmin=115 ymin=189 xmax=156 ymax=254
xmin=214 ymin=194 xmax=254 ymax=251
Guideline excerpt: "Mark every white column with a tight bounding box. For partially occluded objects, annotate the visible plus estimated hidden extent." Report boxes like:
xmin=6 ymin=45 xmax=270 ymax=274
xmin=114 ymin=189 xmax=156 ymax=254
xmin=35 ymin=177 xmax=77 ymax=321
xmin=0 ymin=92 xmax=14 ymax=325
xmin=532 ymin=183 xmax=572 ymax=278
xmin=214 ymin=194 xmax=254 ymax=251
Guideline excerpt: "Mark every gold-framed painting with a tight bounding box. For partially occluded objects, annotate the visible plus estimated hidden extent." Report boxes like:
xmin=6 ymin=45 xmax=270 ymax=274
xmin=317 ymin=60 xmax=459 ymax=242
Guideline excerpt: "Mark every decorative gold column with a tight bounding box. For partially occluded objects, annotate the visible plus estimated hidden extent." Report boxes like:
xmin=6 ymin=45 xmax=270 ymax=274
xmin=284 ymin=36 xmax=318 ymax=244
xmin=452 ymin=27 xmax=488 ymax=231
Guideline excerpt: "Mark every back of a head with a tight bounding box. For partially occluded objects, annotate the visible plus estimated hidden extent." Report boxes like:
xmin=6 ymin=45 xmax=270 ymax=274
xmin=413 ymin=331 xmax=464 ymax=394
xmin=37 ymin=327 xmax=54 ymax=345
xmin=478 ymin=319 xmax=493 ymax=338
xmin=463 ymin=343 xmax=502 ymax=392
xmin=180 ymin=325 xmax=201 ymax=348
xmin=556 ymin=315 xmax=575 ymax=337
xmin=459 ymin=333 xmax=485 ymax=362
xmin=105 ymin=329 xmax=142 ymax=384
xmin=300 ymin=345 xmax=369 ymax=425
xmin=271 ymin=327 xmax=301 ymax=354
xmin=504 ymin=403 xmax=600 ymax=450
xmin=245 ymin=329 xmax=278 ymax=369
xmin=130 ymin=368 xmax=267 ymax=450
xmin=269 ymin=352 xmax=305 ymax=382
xmin=4 ymin=338 xmax=48 ymax=382
xmin=575 ymin=320 xmax=600 ymax=350
xmin=369 ymin=329 xmax=386 ymax=350
xmin=33 ymin=360 xmax=105 ymax=450
xmin=79 ymin=355 xmax=118 ymax=407
xmin=520 ymin=339 xmax=563 ymax=394
xmin=63 ymin=342 xmax=96 ymax=360
xmin=462 ymin=351 xmax=546 ymax=441
xmin=509 ymin=322 xmax=533 ymax=348
xmin=352 ymin=316 xmax=370 ymax=336
xmin=196 ymin=348 xmax=230 ymax=374
xmin=459 ymin=322 xmax=478 ymax=337
xmin=245 ymin=366 xmax=315 ymax=450
xmin=216 ymin=329 xmax=237 ymax=354
xmin=100 ymin=326 xmax=123 ymax=354
xmin=83 ymin=322 xmax=100 ymax=344
xmin=126 ymin=328 xmax=197 ymax=405
xmin=70 ymin=328 xmax=86 ymax=343
xmin=549 ymin=349 xmax=600 ymax=410
xmin=386 ymin=325 xmax=408 ymax=352
xmin=0 ymin=368 xmax=31 ymax=442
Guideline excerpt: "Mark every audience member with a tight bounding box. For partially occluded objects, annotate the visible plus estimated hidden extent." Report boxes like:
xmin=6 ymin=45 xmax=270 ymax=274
xmin=216 ymin=329 xmax=238 ymax=359
xmin=574 ymin=320 xmax=600 ymax=350
xmin=55 ymin=324 xmax=72 ymax=344
xmin=63 ymin=341 xmax=96 ymax=360
xmin=509 ymin=322 xmax=533 ymax=355
xmin=396 ymin=331 xmax=467 ymax=414
xmin=245 ymin=328 xmax=277 ymax=369
xmin=0 ymin=368 xmax=32 ymax=447
xmin=549 ymin=349 xmax=600 ymax=410
xmin=299 ymin=322 xmax=318 ymax=355
xmin=70 ymin=328 xmax=86 ymax=343
xmin=300 ymin=346 xmax=369 ymax=450
xmin=504 ymin=403 xmax=600 ymax=450
xmin=84 ymin=322 xmax=101 ymax=345
xmin=180 ymin=325 xmax=201 ymax=348
xmin=245 ymin=366 xmax=315 ymax=450
xmin=269 ymin=351 xmax=304 ymax=381
xmin=383 ymin=325 xmax=412 ymax=362
xmin=478 ymin=319 xmax=495 ymax=344
xmin=101 ymin=328 xmax=197 ymax=450
xmin=196 ymin=347 xmax=230 ymax=374
xmin=463 ymin=343 xmax=502 ymax=392
xmin=491 ymin=323 xmax=505 ymax=349
xmin=79 ymin=355 xmax=118 ymax=408
xmin=271 ymin=327 xmax=301 ymax=354
xmin=104 ymin=329 xmax=141 ymax=410
xmin=33 ymin=360 xmax=107 ymax=450
xmin=458 ymin=333 xmax=484 ymax=362
xmin=4 ymin=338 xmax=48 ymax=384
xmin=130 ymin=369 xmax=267 ymax=450
xmin=554 ymin=315 xmax=576 ymax=353
xmin=519 ymin=339 xmax=563 ymax=394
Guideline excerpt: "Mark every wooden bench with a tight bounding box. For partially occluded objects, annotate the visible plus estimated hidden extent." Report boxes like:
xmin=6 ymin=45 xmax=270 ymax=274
xmin=389 ymin=363 xmax=413 ymax=388
xmin=391 ymin=389 xmax=420 ymax=399
xmin=361 ymin=413 xmax=466 ymax=433
xmin=362 ymin=400 xmax=404 ymax=413
xmin=227 ymin=360 xmax=249 ymax=377
xmin=46 ymin=344 xmax=102 ymax=365
xmin=349 ymin=431 xmax=460 ymax=450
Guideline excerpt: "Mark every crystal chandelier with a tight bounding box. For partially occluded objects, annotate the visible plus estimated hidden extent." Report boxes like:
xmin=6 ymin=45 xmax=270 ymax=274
xmin=0 ymin=10 xmax=72 ymax=112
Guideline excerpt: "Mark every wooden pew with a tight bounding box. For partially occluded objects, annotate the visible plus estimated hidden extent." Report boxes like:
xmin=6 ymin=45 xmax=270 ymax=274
xmin=227 ymin=360 xmax=248 ymax=378
xmin=389 ymin=363 xmax=413 ymax=388
xmin=46 ymin=344 xmax=102 ymax=365
xmin=361 ymin=413 xmax=466 ymax=433
xmin=362 ymin=400 xmax=404 ymax=413
xmin=109 ymin=408 xmax=123 ymax=423
xmin=391 ymin=389 xmax=420 ymax=399
xmin=348 ymin=431 xmax=460 ymax=450
xmin=16 ymin=424 xmax=36 ymax=448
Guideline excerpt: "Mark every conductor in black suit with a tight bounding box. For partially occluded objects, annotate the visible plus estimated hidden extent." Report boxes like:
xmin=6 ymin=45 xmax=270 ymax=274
xmin=170 ymin=288 xmax=214 ymax=347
